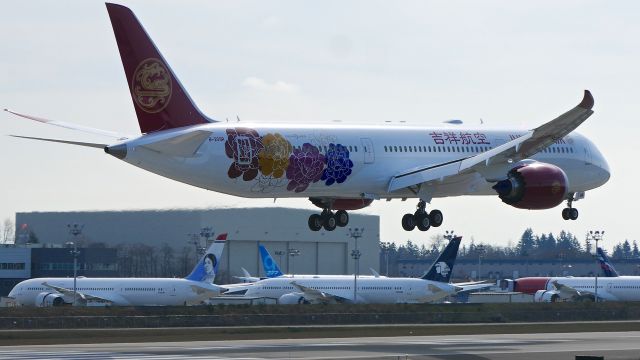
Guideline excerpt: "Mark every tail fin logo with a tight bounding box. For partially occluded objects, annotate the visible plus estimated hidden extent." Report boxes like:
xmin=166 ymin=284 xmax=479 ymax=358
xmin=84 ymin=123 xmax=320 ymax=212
xmin=204 ymin=254 xmax=217 ymax=277
xmin=435 ymin=262 xmax=450 ymax=277
xmin=131 ymin=58 xmax=172 ymax=113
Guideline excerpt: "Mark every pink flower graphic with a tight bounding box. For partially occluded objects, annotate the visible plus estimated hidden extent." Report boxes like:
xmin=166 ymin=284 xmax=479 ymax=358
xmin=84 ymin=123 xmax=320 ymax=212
xmin=286 ymin=143 xmax=325 ymax=193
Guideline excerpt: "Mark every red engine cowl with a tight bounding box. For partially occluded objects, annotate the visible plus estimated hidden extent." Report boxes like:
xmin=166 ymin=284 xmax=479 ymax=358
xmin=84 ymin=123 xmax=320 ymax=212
xmin=492 ymin=162 xmax=568 ymax=210
xmin=309 ymin=197 xmax=373 ymax=210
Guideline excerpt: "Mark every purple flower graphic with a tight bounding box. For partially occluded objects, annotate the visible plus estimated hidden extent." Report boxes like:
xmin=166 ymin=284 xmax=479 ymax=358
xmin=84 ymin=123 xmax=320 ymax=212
xmin=321 ymin=143 xmax=353 ymax=186
xmin=225 ymin=127 xmax=264 ymax=181
xmin=286 ymin=143 xmax=325 ymax=193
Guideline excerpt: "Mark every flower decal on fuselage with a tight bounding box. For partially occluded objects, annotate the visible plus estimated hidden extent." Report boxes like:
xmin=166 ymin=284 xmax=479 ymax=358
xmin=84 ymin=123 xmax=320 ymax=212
xmin=321 ymin=143 xmax=353 ymax=186
xmin=225 ymin=128 xmax=264 ymax=181
xmin=258 ymin=133 xmax=292 ymax=179
xmin=286 ymin=143 xmax=325 ymax=193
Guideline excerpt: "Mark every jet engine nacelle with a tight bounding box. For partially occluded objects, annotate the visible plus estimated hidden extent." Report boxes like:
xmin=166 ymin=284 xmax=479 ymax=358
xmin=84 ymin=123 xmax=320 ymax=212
xmin=493 ymin=162 xmax=568 ymax=210
xmin=534 ymin=290 xmax=561 ymax=303
xmin=36 ymin=292 xmax=67 ymax=307
xmin=309 ymin=197 xmax=373 ymax=211
xmin=278 ymin=293 xmax=310 ymax=305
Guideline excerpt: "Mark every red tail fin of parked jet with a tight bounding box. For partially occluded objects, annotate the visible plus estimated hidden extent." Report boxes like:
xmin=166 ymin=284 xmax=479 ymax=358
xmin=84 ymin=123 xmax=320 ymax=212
xmin=106 ymin=3 xmax=213 ymax=133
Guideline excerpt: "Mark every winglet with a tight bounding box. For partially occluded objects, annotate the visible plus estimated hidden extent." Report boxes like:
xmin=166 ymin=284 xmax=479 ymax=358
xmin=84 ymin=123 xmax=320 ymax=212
xmin=578 ymin=90 xmax=594 ymax=110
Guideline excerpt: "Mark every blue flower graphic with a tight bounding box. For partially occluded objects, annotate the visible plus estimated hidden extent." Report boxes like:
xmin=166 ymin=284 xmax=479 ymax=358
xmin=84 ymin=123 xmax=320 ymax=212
xmin=321 ymin=143 xmax=353 ymax=186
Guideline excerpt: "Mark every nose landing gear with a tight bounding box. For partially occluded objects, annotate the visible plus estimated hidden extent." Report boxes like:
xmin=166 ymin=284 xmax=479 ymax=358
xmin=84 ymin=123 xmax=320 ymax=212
xmin=401 ymin=200 xmax=443 ymax=232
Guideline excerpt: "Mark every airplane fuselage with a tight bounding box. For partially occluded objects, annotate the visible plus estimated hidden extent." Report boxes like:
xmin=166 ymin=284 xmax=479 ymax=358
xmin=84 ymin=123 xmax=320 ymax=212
xmin=238 ymin=276 xmax=458 ymax=304
xmin=114 ymin=124 xmax=610 ymax=202
xmin=9 ymin=277 xmax=220 ymax=306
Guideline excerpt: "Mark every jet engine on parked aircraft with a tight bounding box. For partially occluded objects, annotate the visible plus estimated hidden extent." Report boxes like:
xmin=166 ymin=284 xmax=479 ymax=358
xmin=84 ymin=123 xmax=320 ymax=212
xmin=36 ymin=292 xmax=66 ymax=307
xmin=534 ymin=290 xmax=561 ymax=302
xmin=492 ymin=162 xmax=568 ymax=210
xmin=278 ymin=293 xmax=310 ymax=305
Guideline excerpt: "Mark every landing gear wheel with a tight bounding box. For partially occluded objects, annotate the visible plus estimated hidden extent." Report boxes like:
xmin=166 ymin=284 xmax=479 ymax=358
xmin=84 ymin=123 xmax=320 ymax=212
xmin=335 ymin=210 xmax=349 ymax=227
xmin=323 ymin=212 xmax=337 ymax=231
xmin=429 ymin=210 xmax=443 ymax=227
xmin=308 ymin=214 xmax=323 ymax=231
xmin=562 ymin=208 xmax=570 ymax=220
xmin=402 ymin=213 xmax=416 ymax=231
xmin=569 ymin=208 xmax=579 ymax=220
xmin=415 ymin=212 xmax=431 ymax=232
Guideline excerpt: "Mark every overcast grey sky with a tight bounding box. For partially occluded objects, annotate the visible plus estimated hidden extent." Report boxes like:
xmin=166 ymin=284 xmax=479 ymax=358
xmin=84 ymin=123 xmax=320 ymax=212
xmin=1 ymin=1 xmax=637 ymax=251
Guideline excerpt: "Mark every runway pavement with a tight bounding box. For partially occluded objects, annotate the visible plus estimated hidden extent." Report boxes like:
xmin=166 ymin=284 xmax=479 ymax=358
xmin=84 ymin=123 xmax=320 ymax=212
xmin=1 ymin=331 xmax=639 ymax=359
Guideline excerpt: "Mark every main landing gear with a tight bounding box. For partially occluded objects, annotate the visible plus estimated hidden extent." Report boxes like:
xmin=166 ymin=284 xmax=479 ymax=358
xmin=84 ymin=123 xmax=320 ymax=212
xmin=562 ymin=195 xmax=579 ymax=221
xmin=401 ymin=200 xmax=443 ymax=231
xmin=308 ymin=209 xmax=349 ymax=231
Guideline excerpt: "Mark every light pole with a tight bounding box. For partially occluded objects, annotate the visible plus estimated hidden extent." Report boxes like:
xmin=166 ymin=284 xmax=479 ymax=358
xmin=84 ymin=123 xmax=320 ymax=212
xmin=348 ymin=227 xmax=364 ymax=303
xmin=443 ymin=230 xmax=456 ymax=241
xmin=288 ymin=248 xmax=300 ymax=275
xmin=587 ymin=230 xmax=605 ymax=302
xmin=67 ymin=223 xmax=83 ymax=306
xmin=199 ymin=226 xmax=214 ymax=250
xmin=476 ymin=244 xmax=486 ymax=281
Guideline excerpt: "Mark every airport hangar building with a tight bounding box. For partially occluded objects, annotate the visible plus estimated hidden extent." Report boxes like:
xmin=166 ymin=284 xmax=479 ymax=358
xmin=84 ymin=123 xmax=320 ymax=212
xmin=11 ymin=208 xmax=380 ymax=284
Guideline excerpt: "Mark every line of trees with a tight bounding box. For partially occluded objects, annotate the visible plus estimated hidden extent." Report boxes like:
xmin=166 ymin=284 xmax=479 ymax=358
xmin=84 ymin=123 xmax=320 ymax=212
xmin=381 ymin=228 xmax=640 ymax=275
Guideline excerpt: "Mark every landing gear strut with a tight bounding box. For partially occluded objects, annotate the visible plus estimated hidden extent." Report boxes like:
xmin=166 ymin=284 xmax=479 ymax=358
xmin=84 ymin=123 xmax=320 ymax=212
xmin=401 ymin=200 xmax=443 ymax=232
xmin=308 ymin=208 xmax=350 ymax=231
xmin=562 ymin=194 xmax=579 ymax=221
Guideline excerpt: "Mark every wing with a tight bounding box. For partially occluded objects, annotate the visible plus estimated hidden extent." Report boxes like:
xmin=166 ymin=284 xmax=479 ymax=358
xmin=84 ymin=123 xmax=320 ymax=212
xmin=388 ymin=90 xmax=594 ymax=192
xmin=290 ymin=281 xmax=352 ymax=304
xmin=41 ymin=282 xmax=114 ymax=304
xmin=550 ymin=280 xmax=583 ymax=297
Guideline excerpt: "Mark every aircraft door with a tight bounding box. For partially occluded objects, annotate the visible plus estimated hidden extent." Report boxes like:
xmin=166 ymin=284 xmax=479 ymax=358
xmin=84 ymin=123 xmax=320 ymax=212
xmin=360 ymin=138 xmax=375 ymax=164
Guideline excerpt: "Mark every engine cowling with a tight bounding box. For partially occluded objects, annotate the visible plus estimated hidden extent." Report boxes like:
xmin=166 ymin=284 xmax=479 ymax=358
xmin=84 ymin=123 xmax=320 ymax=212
xmin=534 ymin=290 xmax=561 ymax=303
xmin=309 ymin=197 xmax=373 ymax=211
xmin=278 ymin=293 xmax=310 ymax=305
xmin=36 ymin=292 xmax=66 ymax=307
xmin=493 ymin=162 xmax=568 ymax=210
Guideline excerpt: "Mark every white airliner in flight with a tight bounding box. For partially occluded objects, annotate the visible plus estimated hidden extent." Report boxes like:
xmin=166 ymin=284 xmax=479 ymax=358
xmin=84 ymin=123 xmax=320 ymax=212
xmin=225 ymin=237 xmax=466 ymax=304
xmin=5 ymin=3 xmax=610 ymax=232
xmin=8 ymin=237 xmax=226 ymax=307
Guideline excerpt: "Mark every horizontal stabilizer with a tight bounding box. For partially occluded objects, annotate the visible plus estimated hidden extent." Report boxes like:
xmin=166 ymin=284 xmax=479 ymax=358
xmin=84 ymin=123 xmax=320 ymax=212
xmin=10 ymin=135 xmax=107 ymax=149
xmin=4 ymin=109 xmax=129 ymax=139
xmin=141 ymin=130 xmax=211 ymax=157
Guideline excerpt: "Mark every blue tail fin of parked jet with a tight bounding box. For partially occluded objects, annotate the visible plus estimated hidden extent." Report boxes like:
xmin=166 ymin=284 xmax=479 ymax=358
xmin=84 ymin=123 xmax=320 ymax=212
xmin=421 ymin=236 xmax=462 ymax=283
xmin=185 ymin=233 xmax=227 ymax=283
xmin=597 ymin=247 xmax=619 ymax=277
xmin=259 ymin=245 xmax=284 ymax=278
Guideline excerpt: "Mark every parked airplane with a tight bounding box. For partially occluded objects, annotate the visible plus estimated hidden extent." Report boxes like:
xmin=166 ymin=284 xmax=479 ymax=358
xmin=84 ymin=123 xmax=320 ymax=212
xmin=597 ymin=247 xmax=620 ymax=277
xmin=235 ymin=244 xmax=387 ymax=283
xmin=503 ymin=248 xmax=633 ymax=302
xmin=225 ymin=237 xmax=464 ymax=304
xmin=8 ymin=236 xmax=226 ymax=307
xmin=5 ymin=3 xmax=610 ymax=233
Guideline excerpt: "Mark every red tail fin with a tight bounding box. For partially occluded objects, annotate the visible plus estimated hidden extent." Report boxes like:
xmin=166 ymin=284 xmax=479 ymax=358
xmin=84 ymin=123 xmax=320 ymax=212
xmin=106 ymin=3 xmax=213 ymax=134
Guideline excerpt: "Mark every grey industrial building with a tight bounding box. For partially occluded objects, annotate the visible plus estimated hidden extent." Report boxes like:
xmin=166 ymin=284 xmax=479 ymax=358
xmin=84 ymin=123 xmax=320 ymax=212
xmin=11 ymin=208 xmax=380 ymax=285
